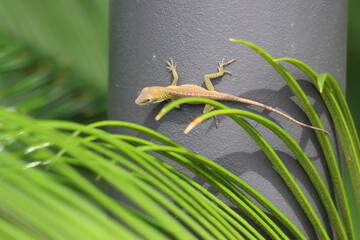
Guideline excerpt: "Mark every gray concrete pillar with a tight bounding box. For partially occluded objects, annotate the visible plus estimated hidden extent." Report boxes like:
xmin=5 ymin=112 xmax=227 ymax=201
xmin=109 ymin=1 xmax=348 ymax=239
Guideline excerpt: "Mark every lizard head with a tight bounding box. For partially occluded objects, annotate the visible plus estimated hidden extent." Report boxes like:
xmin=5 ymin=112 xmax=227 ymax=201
xmin=135 ymin=87 xmax=167 ymax=105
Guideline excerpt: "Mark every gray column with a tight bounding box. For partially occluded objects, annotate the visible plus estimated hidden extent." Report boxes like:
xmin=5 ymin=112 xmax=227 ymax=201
xmin=109 ymin=1 xmax=347 ymax=239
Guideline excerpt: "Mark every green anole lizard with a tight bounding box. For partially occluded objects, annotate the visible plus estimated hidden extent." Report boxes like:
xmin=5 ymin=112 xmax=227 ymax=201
xmin=135 ymin=58 xmax=328 ymax=134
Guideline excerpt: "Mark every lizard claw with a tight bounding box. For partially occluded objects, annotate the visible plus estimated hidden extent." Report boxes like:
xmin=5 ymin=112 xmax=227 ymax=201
xmin=214 ymin=116 xmax=219 ymax=128
xmin=218 ymin=57 xmax=226 ymax=68
xmin=218 ymin=58 xmax=236 ymax=74
xmin=223 ymin=70 xmax=232 ymax=75
xmin=219 ymin=58 xmax=236 ymax=67
xmin=166 ymin=58 xmax=176 ymax=72
xmin=225 ymin=59 xmax=236 ymax=66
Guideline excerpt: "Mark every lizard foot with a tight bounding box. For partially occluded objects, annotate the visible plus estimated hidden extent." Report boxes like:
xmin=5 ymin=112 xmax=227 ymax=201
xmin=166 ymin=58 xmax=177 ymax=72
xmin=214 ymin=116 xmax=219 ymax=128
xmin=218 ymin=58 xmax=236 ymax=75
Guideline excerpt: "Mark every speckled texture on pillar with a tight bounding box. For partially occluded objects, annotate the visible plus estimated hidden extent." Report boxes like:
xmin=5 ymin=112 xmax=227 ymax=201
xmin=109 ymin=1 xmax=347 ymax=238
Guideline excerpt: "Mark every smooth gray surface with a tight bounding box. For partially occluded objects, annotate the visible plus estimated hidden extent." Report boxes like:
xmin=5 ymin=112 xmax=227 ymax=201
xmin=109 ymin=1 xmax=347 ymax=238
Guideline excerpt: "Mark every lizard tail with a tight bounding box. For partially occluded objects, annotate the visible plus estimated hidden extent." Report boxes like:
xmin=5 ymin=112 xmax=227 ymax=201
xmin=223 ymin=94 xmax=329 ymax=135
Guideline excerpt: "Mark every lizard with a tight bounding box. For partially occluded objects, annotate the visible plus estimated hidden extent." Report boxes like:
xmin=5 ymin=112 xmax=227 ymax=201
xmin=135 ymin=58 xmax=328 ymax=134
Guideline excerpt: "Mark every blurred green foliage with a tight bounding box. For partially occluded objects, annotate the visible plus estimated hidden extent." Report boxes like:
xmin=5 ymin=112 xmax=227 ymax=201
xmin=0 ymin=0 xmax=108 ymax=90
xmin=341 ymin=0 xmax=360 ymax=236
xmin=0 ymin=0 xmax=108 ymax=122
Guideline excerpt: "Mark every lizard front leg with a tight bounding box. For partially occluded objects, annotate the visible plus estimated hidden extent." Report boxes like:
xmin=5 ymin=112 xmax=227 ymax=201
xmin=203 ymin=58 xmax=236 ymax=126
xmin=166 ymin=59 xmax=181 ymax=108
xmin=166 ymin=59 xmax=179 ymax=86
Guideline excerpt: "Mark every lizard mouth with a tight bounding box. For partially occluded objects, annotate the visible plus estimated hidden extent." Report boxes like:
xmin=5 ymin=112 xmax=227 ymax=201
xmin=135 ymin=100 xmax=145 ymax=105
xmin=134 ymin=96 xmax=144 ymax=105
xmin=135 ymin=99 xmax=152 ymax=105
xmin=136 ymin=102 xmax=147 ymax=105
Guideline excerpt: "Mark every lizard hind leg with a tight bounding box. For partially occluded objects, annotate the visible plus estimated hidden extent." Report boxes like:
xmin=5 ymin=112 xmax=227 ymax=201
xmin=202 ymin=58 xmax=236 ymax=127
xmin=203 ymin=104 xmax=219 ymax=127
xmin=203 ymin=57 xmax=236 ymax=91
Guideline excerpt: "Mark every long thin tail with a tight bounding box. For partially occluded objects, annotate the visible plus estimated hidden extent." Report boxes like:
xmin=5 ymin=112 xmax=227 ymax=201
xmin=224 ymin=94 xmax=328 ymax=134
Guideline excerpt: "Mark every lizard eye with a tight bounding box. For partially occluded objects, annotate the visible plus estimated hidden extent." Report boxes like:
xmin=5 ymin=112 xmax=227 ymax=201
xmin=146 ymin=98 xmax=153 ymax=103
